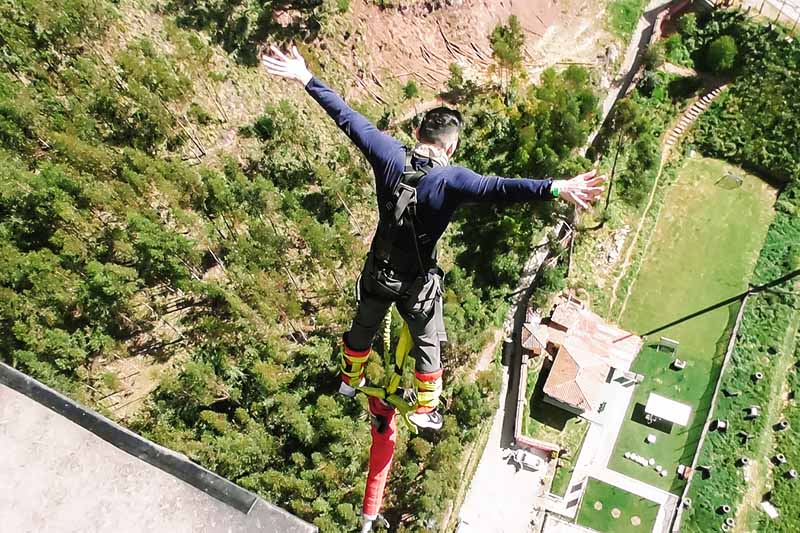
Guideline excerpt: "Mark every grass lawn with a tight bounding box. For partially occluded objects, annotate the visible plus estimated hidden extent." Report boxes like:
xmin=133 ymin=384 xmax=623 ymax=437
xmin=607 ymin=0 xmax=649 ymax=39
xmin=609 ymin=157 xmax=776 ymax=492
xmin=576 ymin=478 xmax=660 ymax=532
xmin=523 ymin=363 xmax=590 ymax=496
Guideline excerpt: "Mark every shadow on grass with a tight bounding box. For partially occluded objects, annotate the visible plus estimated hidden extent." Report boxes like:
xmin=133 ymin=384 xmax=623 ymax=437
xmin=630 ymin=402 xmax=675 ymax=434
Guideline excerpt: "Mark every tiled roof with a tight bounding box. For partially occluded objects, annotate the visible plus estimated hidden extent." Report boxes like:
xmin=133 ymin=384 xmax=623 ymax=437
xmin=543 ymin=345 xmax=610 ymax=412
xmin=540 ymin=298 xmax=642 ymax=412
xmin=521 ymin=322 xmax=549 ymax=351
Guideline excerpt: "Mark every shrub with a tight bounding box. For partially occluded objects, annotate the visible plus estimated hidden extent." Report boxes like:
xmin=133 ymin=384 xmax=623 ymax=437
xmin=402 ymin=80 xmax=419 ymax=100
xmin=705 ymin=35 xmax=737 ymax=73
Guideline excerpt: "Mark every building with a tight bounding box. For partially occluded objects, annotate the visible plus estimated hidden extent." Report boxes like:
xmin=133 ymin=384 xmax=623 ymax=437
xmin=527 ymin=295 xmax=643 ymax=415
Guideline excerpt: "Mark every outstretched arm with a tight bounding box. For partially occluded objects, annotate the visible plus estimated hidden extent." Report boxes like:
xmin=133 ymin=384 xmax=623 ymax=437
xmin=261 ymin=45 xmax=403 ymax=180
xmin=448 ymin=167 xmax=605 ymax=210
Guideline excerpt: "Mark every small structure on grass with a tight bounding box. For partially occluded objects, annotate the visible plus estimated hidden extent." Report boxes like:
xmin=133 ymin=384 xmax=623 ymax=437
xmin=657 ymin=336 xmax=680 ymax=354
xmin=737 ymin=457 xmax=750 ymax=467
xmin=752 ymin=371 xmax=764 ymax=382
xmin=760 ymin=501 xmax=780 ymax=519
xmin=717 ymin=504 xmax=731 ymax=514
xmin=711 ymin=419 xmax=728 ymax=432
xmin=774 ymin=419 xmax=789 ymax=431
xmin=744 ymin=406 xmax=760 ymax=419
xmin=774 ymin=453 xmax=787 ymax=465
xmin=672 ymin=358 xmax=687 ymax=370
xmin=677 ymin=464 xmax=694 ymax=480
xmin=644 ymin=392 xmax=692 ymax=426
xmin=646 ymin=434 xmax=657 ymax=444
xmin=785 ymin=469 xmax=798 ymax=480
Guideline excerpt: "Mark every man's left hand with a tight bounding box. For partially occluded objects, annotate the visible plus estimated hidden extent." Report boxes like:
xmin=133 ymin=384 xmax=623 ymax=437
xmin=554 ymin=169 xmax=606 ymax=210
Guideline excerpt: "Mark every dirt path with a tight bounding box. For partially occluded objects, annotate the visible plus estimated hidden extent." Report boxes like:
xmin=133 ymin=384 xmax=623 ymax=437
xmin=607 ymin=154 xmax=667 ymax=318
xmin=732 ymin=306 xmax=800 ymax=532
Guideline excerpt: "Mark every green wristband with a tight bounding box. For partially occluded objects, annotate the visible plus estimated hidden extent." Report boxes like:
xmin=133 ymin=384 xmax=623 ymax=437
xmin=551 ymin=181 xmax=560 ymax=198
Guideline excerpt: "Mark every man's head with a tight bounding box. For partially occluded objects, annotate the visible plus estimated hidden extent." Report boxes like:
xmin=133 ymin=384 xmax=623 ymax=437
xmin=417 ymin=107 xmax=463 ymax=156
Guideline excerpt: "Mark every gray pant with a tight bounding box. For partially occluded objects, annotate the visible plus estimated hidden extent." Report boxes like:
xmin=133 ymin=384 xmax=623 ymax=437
xmin=346 ymin=254 xmax=446 ymax=374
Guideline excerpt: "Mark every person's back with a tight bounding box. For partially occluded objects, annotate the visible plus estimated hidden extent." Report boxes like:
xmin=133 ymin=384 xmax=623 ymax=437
xmin=261 ymin=45 xmax=605 ymax=432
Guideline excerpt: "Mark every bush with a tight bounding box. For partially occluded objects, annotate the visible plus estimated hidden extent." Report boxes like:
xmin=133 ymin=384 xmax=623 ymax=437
xmin=402 ymin=80 xmax=419 ymax=100
xmin=642 ymin=43 xmax=665 ymax=71
xmin=705 ymin=35 xmax=737 ymax=73
xmin=664 ymin=34 xmax=692 ymax=67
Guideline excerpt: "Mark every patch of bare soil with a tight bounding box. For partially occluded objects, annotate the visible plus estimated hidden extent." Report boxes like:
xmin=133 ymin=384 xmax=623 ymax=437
xmin=343 ymin=0 xmax=614 ymax=95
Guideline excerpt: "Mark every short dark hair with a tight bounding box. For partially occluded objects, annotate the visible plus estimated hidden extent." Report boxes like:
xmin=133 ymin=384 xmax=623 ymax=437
xmin=418 ymin=107 xmax=462 ymax=146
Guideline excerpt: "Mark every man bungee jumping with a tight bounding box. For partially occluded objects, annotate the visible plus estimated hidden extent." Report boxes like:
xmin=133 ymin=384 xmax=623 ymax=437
xmin=262 ymin=45 xmax=605 ymax=430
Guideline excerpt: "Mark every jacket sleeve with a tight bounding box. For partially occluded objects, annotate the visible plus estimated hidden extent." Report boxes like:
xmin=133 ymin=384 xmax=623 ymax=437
xmin=305 ymin=77 xmax=403 ymax=184
xmin=446 ymin=166 xmax=555 ymax=204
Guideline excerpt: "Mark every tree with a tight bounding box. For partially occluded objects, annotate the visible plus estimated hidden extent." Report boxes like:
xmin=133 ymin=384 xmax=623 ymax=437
xmin=706 ymin=35 xmax=737 ymax=73
xmin=402 ymin=80 xmax=419 ymax=100
xmin=490 ymin=15 xmax=525 ymax=89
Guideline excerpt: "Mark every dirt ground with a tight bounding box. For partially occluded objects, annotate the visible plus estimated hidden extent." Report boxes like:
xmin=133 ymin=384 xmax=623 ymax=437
xmin=343 ymin=0 xmax=615 ymax=94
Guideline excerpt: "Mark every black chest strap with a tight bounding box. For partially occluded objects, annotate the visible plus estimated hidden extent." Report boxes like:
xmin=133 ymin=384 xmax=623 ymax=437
xmin=374 ymin=151 xmax=436 ymax=276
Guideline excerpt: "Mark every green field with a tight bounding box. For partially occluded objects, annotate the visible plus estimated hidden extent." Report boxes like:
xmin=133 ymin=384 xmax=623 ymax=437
xmin=576 ymin=478 xmax=660 ymax=532
xmin=608 ymin=157 xmax=776 ymax=492
xmin=607 ymin=0 xmax=649 ymax=39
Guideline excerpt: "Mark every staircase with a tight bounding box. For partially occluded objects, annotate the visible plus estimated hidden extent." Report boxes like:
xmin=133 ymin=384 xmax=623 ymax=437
xmin=664 ymin=85 xmax=728 ymax=152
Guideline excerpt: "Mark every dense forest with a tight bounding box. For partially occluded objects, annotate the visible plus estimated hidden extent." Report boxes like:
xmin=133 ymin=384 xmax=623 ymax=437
xmin=0 ymin=1 xmax=601 ymax=530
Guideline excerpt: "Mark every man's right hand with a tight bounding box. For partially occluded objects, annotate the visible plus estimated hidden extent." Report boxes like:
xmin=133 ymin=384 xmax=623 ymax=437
xmin=261 ymin=45 xmax=314 ymax=86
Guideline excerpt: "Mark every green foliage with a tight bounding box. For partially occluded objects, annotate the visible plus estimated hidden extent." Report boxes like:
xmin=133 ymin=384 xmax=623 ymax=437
xmin=756 ymin=338 xmax=799 ymax=533
xmin=452 ymin=66 xmax=597 ymax=288
xmin=641 ymin=43 xmax=665 ymax=71
xmin=688 ymin=11 xmax=800 ymax=185
xmin=599 ymin=72 xmax=680 ymax=208
xmin=678 ymin=12 xmax=800 ymax=532
xmin=607 ymin=0 xmax=648 ymax=39
xmin=402 ymin=80 xmax=419 ymax=100
xmin=490 ymin=15 xmax=525 ymax=72
xmin=167 ymin=0 xmax=326 ymax=65
xmin=705 ymin=35 xmax=737 ymax=73
xmin=663 ymin=34 xmax=692 ymax=67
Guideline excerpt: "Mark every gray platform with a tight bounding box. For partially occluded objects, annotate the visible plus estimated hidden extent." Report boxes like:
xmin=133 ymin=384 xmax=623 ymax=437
xmin=0 ymin=364 xmax=316 ymax=533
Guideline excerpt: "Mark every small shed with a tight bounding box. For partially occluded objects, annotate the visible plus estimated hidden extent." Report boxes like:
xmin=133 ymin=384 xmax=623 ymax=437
xmin=645 ymin=393 xmax=692 ymax=426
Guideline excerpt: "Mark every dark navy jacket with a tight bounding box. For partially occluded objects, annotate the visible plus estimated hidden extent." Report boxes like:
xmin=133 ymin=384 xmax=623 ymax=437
xmin=305 ymin=77 xmax=554 ymax=252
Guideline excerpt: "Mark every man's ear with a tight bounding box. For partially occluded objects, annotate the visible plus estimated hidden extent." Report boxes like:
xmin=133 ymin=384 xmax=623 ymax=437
xmin=446 ymin=138 xmax=458 ymax=156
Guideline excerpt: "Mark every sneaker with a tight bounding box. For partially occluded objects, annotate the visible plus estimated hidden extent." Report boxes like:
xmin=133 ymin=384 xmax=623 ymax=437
xmin=338 ymin=376 xmax=365 ymax=398
xmin=407 ymin=409 xmax=443 ymax=430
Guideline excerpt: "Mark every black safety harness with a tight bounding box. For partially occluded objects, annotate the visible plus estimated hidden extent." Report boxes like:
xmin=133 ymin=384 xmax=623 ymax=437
xmin=371 ymin=150 xmax=438 ymax=278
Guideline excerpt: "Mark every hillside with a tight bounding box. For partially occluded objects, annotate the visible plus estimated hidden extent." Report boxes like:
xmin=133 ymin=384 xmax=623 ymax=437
xmin=0 ymin=0 xmax=637 ymax=531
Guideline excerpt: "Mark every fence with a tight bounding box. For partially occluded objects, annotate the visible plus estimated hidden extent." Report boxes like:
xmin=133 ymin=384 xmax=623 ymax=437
xmin=669 ymin=293 xmax=750 ymax=532
xmin=731 ymin=0 xmax=800 ymax=31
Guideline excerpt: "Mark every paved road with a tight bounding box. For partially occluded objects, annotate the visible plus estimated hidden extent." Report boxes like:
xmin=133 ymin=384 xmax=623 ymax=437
xmin=457 ymin=369 xmax=549 ymax=533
